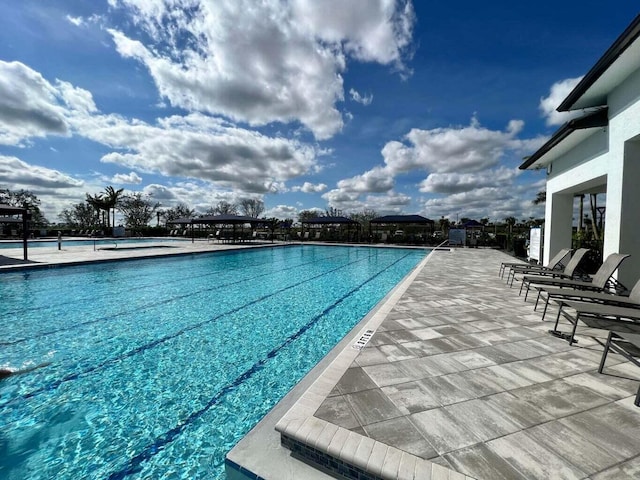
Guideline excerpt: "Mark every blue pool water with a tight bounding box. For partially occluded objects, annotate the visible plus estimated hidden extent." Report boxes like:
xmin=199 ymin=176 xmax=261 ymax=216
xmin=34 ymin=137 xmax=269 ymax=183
xmin=0 ymin=238 xmax=189 ymax=249
xmin=0 ymin=245 xmax=427 ymax=479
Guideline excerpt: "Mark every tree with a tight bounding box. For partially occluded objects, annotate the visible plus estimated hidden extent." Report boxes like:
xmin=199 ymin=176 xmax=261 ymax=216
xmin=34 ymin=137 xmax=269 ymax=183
xmin=86 ymin=193 xmax=108 ymax=227
xmin=102 ymin=186 xmax=124 ymax=229
xmin=206 ymin=201 xmax=238 ymax=215
xmin=349 ymin=209 xmax=378 ymax=230
xmin=532 ymin=190 xmax=546 ymax=205
xmin=58 ymin=201 xmax=99 ymax=227
xmin=324 ymin=207 xmax=343 ymax=217
xmin=239 ymin=198 xmax=265 ymax=218
xmin=0 ymin=188 xmax=48 ymax=225
xmin=297 ymin=210 xmax=318 ymax=222
xmin=438 ymin=216 xmax=451 ymax=234
xmin=118 ymin=193 xmax=160 ymax=231
xmin=162 ymin=203 xmax=195 ymax=225
xmin=504 ymin=216 xmax=516 ymax=234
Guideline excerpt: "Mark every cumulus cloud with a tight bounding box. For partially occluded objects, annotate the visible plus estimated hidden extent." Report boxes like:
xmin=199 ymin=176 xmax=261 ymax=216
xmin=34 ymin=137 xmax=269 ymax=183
xmin=382 ymin=118 xmax=524 ymax=174
xmin=264 ymin=204 xmax=299 ymax=220
xmin=0 ymin=60 xmax=323 ymax=198
xmin=419 ymin=167 xmax=520 ymax=194
xmin=107 ymin=0 xmax=415 ymax=139
xmin=336 ymin=166 xmax=394 ymax=193
xmin=349 ymin=88 xmax=373 ymax=106
xmin=539 ymin=77 xmax=584 ymax=126
xmin=0 ymin=61 xmax=69 ymax=145
xmin=84 ymin=113 xmax=317 ymax=194
xmin=291 ymin=182 xmax=327 ymax=193
xmin=422 ymin=184 xmax=544 ymax=221
xmin=0 ymin=155 xmax=83 ymax=189
xmin=112 ymin=171 xmax=142 ymax=184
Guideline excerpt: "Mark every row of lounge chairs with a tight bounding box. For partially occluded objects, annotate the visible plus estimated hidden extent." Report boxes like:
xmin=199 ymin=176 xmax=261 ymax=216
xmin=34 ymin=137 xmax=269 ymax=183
xmin=500 ymin=249 xmax=640 ymax=407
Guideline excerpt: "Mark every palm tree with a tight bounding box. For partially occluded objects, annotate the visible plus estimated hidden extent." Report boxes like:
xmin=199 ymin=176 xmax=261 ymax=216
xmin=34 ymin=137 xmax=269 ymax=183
xmin=86 ymin=193 xmax=107 ymax=227
xmin=103 ymin=186 xmax=124 ymax=229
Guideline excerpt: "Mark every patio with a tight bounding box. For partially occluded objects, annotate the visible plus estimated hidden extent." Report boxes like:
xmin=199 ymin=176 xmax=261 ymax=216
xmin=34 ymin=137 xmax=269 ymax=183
xmin=273 ymin=248 xmax=640 ymax=480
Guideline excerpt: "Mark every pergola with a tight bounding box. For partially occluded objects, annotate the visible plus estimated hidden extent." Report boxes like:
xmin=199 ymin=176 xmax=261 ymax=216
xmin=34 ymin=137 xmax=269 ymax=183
xmin=0 ymin=204 xmax=30 ymax=260
xmin=369 ymin=214 xmax=434 ymax=243
xmin=300 ymin=216 xmax=361 ymax=242
xmin=169 ymin=214 xmax=275 ymax=243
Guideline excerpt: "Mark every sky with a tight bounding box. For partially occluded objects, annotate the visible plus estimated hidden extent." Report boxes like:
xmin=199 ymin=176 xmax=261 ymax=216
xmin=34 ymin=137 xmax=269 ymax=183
xmin=0 ymin=1 xmax=638 ymax=224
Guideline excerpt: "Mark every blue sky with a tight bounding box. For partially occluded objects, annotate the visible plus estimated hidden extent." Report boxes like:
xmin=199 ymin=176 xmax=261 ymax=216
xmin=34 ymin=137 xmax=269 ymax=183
xmin=0 ymin=1 xmax=637 ymax=223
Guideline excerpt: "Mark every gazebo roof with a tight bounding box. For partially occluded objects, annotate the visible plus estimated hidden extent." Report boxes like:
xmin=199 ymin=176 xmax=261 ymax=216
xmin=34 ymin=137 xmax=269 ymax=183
xmin=370 ymin=214 xmax=434 ymax=224
xmin=0 ymin=204 xmax=28 ymax=216
xmin=301 ymin=216 xmax=358 ymax=225
xmin=195 ymin=214 xmax=270 ymax=225
xmin=461 ymin=219 xmax=484 ymax=228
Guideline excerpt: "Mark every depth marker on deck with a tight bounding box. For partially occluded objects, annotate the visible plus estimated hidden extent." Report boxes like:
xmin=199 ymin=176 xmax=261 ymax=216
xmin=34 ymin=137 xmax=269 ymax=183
xmin=352 ymin=329 xmax=375 ymax=350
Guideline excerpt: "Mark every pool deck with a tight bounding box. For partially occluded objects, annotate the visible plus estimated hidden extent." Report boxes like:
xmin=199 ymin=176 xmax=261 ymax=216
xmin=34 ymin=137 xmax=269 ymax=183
xmin=3 ymin=243 xmax=639 ymax=479
xmin=0 ymin=237 xmax=286 ymax=270
xmin=235 ymin=247 xmax=640 ymax=480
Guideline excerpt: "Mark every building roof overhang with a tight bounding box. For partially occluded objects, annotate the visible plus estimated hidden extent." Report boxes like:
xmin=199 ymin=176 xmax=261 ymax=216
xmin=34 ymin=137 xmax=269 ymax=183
xmin=558 ymin=15 xmax=640 ymax=111
xmin=519 ymin=108 xmax=608 ymax=170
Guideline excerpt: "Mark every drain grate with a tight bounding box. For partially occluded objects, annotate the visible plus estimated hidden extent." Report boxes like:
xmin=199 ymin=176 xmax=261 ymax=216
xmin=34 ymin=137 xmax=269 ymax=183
xmin=352 ymin=329 xmax=375 ymax=350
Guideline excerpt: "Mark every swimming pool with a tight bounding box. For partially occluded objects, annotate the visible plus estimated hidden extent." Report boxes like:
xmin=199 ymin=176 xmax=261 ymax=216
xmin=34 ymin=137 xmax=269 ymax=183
xmin=0 ymin=238 xmax=189 ymax=249
xmin=0 ymin=245 xmax=427 ymax=479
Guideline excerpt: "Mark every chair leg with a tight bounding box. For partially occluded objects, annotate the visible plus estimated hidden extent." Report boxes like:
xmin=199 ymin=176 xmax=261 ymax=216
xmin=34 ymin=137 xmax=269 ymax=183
xmin=534 ymin=290 xmax=541 ymax=310
xmin=519 ymin=280 xmax=525 ymax=296
xmin=598 ymin=331 xmax=614 ymax=373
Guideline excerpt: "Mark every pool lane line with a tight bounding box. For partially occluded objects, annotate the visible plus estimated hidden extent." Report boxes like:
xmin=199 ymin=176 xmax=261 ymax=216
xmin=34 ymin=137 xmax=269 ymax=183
xmin=3 ymin=251 xmax=383 ymax=407
xmin=0 ymin=246 xmax=341 ymax=321
xmin=106 ymin=251 xmax=414 ymax=480
xmin=0 ymin=249 xmax=355 ymax=346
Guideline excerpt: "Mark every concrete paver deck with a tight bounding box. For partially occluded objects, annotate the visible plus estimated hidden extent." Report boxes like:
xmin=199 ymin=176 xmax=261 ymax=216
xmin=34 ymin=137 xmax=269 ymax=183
xmin=276 ymin=248 xmax=640 ymax=480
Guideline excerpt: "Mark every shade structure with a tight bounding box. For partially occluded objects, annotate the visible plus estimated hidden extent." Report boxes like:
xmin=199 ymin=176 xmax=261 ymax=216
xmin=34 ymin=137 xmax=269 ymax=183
xmin=300 ymin=216 xmax=359 ymax=225
xmin=368 ymin=214 xmax=434 ymax=245
xmin=0 ymin=204 xmax=30 ymax=260
xmin=462 ymin=219 xmax=484 ymax=228
xmin=168 ymin=215 xmax=276 ymax=243
xmin=369 ymin=214 xmax=434 ymax=225
xmin=300 ymin=216 xmax=360 ymax=242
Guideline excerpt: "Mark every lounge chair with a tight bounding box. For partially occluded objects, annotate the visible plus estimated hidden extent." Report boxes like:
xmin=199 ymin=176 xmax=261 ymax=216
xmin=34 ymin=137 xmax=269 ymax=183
xmin=499 ymin=247 xmax=570 ymax=278
xmin=314 ymin=231 xmax=321 ymax=240
xmin=552 ymin=296 xmax=640 ymax=345
xmin=518 ymin=248 xmax=591 ymax=298
xmin=537 ymin=276 xmax=640 ymax=320
xmin=523 ymin=252 xmax=629 ymax=301
xmin=504 ymin=248 xmax=573 ymax=285
xmin=598 ymin=331 xmax=640 ymax=407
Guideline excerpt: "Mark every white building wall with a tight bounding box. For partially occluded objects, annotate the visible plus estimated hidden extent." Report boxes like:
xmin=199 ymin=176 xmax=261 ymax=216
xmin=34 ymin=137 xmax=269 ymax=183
xmin=543 ymin=63 xmax=640 ymax=284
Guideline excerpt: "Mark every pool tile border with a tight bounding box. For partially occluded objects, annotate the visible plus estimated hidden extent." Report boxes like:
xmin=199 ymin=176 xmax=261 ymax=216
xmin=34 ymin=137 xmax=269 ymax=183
xmin=275 ymin=250 xmax=476 ymax=480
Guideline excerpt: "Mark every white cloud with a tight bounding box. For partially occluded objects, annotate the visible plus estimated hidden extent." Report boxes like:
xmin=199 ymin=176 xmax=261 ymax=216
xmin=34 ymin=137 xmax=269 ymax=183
xmin=382 ymin=117 xmax=524 ymax=174
xmin=107 ymin=0 xmax=415 ymax=139
xmin=539 ymin=77 xmax=584 ymax=126
xmin=264 ymin=204 xmax=299 ymax=220
xmin=291 ymin=182 xmax=327 ymax=193
xmin=0 ymin=155 xmax=83 ymax=189
xmin=422 ymin=184 xmax=544 ymax=221
xmin=0 ymin=61 xmax=69 ymax=145
xmin=349 ymin=88 xmax=373 ymax=106
xmin=112 ymin=171 xmax=142 ymax=184
xmin=83 ymin=113 xmax=318 ymax=194
xmin=66 ymin=15 xmax=84 ymax=27
xmin=336 ymin=166 xmax=394 ymax=193
xmin=0 ymin=61 xmax=324 ymax=200
xmin=419 ymin=167 xmax=520 ymax=194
